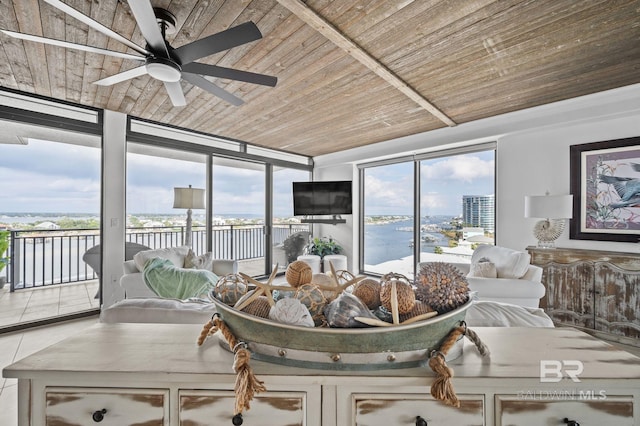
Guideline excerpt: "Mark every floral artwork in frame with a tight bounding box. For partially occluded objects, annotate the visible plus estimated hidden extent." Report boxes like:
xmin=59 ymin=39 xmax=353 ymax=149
xmin=570 ymin=136 xmax=640 ymax=242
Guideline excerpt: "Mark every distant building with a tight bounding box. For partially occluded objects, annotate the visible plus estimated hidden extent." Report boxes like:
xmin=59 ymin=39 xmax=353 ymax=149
xmin=462 ymin=195 xmax=495 ymax=233
xmin=34 ymin=221 xmax=60 ymax=230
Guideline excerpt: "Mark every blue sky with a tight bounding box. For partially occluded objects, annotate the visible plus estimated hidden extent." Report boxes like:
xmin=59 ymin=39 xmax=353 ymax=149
xmin=364 ymin=150 xmax=495 ymax=216
xmin=1 ymin=139 xmax=493 ymax=217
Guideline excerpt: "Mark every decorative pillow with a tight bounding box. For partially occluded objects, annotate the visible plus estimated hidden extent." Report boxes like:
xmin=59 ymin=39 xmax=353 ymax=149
xmin=471 ymin=245 xmax=530 ymax=279
xmin=133 ymin=246 xmax=190 ymax=272
xmin=468 ymin=261 xmax=497 ymax=278
xmin=184 ymin=249 xmax=214 ymax=271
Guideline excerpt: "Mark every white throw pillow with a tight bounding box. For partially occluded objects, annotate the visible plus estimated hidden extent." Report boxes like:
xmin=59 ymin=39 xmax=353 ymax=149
xmin=133 ymin=246 xmax=190 ymax=272
xmin=471 ymin=245 xmax=530 ymax=279
xmin=468 ymin=261 xmax=497 ymax=278
xmin=184 ymin=249 xmax=214 ymax=271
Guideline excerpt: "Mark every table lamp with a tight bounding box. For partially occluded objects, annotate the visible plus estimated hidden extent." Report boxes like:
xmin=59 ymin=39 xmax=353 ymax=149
xmin=524 ymin=192 xmax=573 ymax=248
xmin=173 ymin=185 xmax=205 ymax=247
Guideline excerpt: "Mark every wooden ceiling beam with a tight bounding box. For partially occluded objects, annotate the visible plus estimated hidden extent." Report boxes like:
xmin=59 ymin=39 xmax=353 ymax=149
xmin=275 ymin=0 xmax=456 ymax=127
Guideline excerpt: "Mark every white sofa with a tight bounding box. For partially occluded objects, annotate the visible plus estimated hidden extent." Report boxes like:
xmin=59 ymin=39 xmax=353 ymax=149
xmin=119 ymin=246 xmax=238 ymax=298
xmin=418 ymin=245 xmax=545 ymax=308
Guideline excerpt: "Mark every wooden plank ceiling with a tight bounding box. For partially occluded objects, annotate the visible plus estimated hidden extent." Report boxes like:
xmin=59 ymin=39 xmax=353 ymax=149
xmin=0 ymin=0 xmax=639 ymax=157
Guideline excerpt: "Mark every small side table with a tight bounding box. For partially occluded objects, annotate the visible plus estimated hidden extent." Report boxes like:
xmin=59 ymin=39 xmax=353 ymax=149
xmin=323 ymin=254 xmax=347 ymax=272
xmin=297 ymin=255 xmax=321 ymax=274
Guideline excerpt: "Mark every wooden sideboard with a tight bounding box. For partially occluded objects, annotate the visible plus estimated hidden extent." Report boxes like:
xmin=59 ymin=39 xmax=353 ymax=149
xmin=4 ymin=323 xmax=640 ymax=425
xmin=527 ymin=246 xmax=640 ymax=345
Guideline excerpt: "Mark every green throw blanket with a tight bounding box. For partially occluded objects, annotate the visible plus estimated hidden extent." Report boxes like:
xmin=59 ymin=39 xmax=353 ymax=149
xmin=143 ymin=257 xmax=218 ymax=299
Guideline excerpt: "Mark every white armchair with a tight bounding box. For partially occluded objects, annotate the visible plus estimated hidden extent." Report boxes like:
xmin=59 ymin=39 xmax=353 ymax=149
xmin=119 ymin=246 xmax=237 ymax=298
xmin=418 ymin=245 xmax=545 ymax=308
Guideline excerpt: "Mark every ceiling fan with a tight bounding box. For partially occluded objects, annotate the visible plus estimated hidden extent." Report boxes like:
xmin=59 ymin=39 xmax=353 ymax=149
xmin=1 ymin=0 xmax=277 ymax=107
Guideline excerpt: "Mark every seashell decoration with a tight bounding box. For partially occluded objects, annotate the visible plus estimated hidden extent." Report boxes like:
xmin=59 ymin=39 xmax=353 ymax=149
xmin=352 ymin=278 xmax=381 ymax=309
xmin=285 ymin=260 xmax=313 ymax=287
xmin=269 ymin=298 xmax=315 ymax=327
xmin=380 ymin=273 xmax=416 ymax=324
xmin=213 ymin=273 xmax=248 ymax=306
xmin=415 ymin=262 xmax=470 ymax=314
xmin=324 ymin=291 xmax=378 ymax=328
xmin=295 ymin=283 xmax=328 ymax=326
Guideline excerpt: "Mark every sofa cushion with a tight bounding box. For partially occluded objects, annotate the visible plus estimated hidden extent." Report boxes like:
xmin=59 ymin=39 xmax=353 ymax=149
xmin=143 ymin=258 xmax=218 ymax=299
xmin=465 ymin=300 xmax=554 ymax=327
xmin=468 ymin=261 xmax=497 ymax=278
xmin=184 ymin=249 xmax=214 ymax=270
xmin=134 ymin=246 xmax=190 ymax=272
xmin=100 ymin=298 xmax=216 ymax=324
xmin=471 ymin=245 xmax=530 ymax=279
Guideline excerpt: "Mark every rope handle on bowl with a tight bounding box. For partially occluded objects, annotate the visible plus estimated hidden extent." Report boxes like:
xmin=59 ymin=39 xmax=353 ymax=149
xmin=428 ymin=321 xmax=489 ymax=407
xmin=197 ymin=313 xmax=266 ymax=417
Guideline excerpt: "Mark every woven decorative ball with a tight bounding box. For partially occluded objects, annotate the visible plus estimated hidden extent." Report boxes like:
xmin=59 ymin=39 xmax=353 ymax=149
xmin=295 ymin=283 xmax=327 ymax=325
xmin=352 ymin=278 xmax=381 ymax=309
xmin=379 ymin=273 xmax=415 ymax=315
xmin=399 ymin=300 xmax=435 ymax=323
xmin=240 ymin=296 xmax=272 ymax=319
xmin=285 ymin=260 xmax=313 ymax=287
xmin=415 ymin=262 xmax=469 ymax=314
xmin=213 ymin=273 xmax=248 ymax=306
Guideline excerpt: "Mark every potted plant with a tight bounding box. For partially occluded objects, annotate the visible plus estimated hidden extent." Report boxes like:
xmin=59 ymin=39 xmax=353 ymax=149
xmin=304 ymin=236 xmax=342 ymax=259
xmin=0 ymin=230 xmax=9 ymax=289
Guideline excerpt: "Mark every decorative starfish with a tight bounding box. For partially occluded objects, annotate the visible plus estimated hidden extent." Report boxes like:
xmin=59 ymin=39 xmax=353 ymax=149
xmin=312 ymin=261 xmax=365 ymax=297
xmin=235 ymin=264 xmax=293 ymax=310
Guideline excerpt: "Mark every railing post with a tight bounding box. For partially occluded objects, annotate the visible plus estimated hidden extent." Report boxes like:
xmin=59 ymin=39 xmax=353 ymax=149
xmin=10 ymin=230 xmax=21 ymax=292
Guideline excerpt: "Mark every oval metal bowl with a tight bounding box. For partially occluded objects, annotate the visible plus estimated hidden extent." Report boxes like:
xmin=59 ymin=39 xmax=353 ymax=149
xmin=209 ymin=295 xmax=472 ymax=371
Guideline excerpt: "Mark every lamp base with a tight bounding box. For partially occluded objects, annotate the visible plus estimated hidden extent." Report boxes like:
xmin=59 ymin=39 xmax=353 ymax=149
xmin=532 ymin=219 xmax=565 ymax=249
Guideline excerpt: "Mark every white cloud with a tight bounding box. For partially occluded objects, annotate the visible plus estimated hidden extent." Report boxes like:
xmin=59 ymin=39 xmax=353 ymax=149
xmin=421 ymin=155 xmax=494 ymax=183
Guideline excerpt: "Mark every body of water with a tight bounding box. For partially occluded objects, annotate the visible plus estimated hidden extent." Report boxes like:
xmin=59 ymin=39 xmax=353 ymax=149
xmin=364 ymin=215 xmax=454 ymax=265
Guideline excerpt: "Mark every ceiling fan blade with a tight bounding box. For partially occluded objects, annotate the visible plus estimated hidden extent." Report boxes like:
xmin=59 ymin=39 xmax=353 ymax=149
xmin=127 ymin=0 xmax=170 ymax=57
xmin=163 ymin=81 xmax=186 ymax=107
xmin=93 ymin=66 xmax=148 ymax=86
xmin=182 ymin=62 xmax=277 ymax=87
xmin=1 ymin=30 xmax=145 ymax=61
xmin=174 ymin=22 xmax=262 ymax=65
xmin=43 ymin=0 xmax=148 ymax=56
xmin=182 ymin=72 xmax=244 ymax=106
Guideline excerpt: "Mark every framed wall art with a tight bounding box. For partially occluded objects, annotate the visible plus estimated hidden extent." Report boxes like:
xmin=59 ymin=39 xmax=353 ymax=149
xmin=570 ymin=136 xmax=640 ymax=242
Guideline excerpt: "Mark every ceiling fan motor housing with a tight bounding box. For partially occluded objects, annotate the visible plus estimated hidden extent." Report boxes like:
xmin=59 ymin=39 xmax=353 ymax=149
xmin=145 ymin=56 xmax=182 ymax=82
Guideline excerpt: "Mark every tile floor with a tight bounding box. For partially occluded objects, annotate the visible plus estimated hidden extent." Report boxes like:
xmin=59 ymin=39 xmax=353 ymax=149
xmin=0 ymin=280 xmax=100 ymax=328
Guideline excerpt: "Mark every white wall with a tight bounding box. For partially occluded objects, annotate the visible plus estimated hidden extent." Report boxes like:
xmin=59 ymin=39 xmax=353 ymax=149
xmin=314 ymin=83 xmax=640 ymax=266
xmin=313 ymin=165 xmax=357 ymax=271
xmin=498 ymin=114 xmax=640 ymax=252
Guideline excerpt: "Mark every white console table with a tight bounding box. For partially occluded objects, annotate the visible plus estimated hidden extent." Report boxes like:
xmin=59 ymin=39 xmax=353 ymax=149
xmin=4 ymin=324 xmax=640 ymax=425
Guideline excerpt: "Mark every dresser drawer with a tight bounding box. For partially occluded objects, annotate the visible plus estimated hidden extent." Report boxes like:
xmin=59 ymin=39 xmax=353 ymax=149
xmin=179 ymin=389 xmax=307 ymax=426
xmin=45 ymin=387 xmax=168 ymax=425
xmin=351 ymin=393 xmax=485 ymax=425
xmin=496 ymin=394 xmax=634 ymax=425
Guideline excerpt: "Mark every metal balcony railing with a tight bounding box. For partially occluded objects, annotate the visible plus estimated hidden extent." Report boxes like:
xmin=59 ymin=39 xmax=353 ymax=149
xmin=3 ymin=224 xmax=309 ymax=291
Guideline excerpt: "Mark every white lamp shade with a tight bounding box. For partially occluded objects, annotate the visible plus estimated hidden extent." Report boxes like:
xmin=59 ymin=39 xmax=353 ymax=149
xmin=173 ymin=187 xmax=205 ymax=209
xmin=524 ymin=194 xmax=573 ymax=219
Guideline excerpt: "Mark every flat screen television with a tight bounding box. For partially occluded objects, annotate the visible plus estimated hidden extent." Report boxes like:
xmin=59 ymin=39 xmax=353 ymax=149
xmin=292 ymin=180 xmax=353 ymax=216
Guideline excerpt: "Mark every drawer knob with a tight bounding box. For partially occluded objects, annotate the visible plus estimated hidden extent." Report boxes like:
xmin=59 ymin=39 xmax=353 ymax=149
xmin=563 ymin=418 xmax=580 ymax=426
xmin=92 ymin=409 xmax=107 ymax=422
xmin=415 ymin=415 xmax=428 ymax=426
xmin=232 ymin=413 xmax=243 ymax=425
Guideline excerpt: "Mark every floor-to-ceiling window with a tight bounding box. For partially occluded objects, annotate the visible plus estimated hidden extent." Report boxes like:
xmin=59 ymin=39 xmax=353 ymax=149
xmin=419 ymin=149 xmax=495 ymax=266
xmin=0 ymin=124 xmax=101 ymax=330
xmin=126 ymin=143 xmax=208 ymax=253
xmin=360 ymin=145 xmax=496 ymax=278
xmin=272 ymin=167 xmax=311 ymax=272
xmin=212 ymin=157 xmax=265 ymax=276
xmin=361 ymin=161 xmax=415 ymax=277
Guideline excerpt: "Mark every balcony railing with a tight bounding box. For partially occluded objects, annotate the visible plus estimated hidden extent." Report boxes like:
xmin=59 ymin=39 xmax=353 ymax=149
xmin=4 ymin=224 xmax=309 ymax=291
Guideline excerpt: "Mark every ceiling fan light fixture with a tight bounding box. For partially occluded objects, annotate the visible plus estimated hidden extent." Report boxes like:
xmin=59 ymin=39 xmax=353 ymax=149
xmin=146 ymin=57 xmax=181 ymax=82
